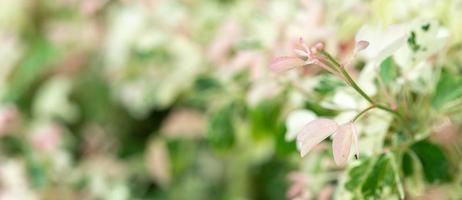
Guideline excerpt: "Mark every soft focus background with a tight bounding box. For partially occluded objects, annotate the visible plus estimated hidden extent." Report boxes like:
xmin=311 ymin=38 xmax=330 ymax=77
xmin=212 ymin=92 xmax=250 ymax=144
xmin=1 ymin=0 xmax=462 ymax=199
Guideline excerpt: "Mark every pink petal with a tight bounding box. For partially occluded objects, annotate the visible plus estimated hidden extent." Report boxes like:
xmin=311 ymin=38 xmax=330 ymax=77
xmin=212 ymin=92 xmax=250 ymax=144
xmin=310 ymin=42 xmax=325 ymax=54
xmin=332 ymin=122 xmax=355 ymax=166
xmin=294 ymin=49 xmax=309 ymax=58
xmin=299 ymin=37 xmax=311 ymax=53
xmin=296 ymin=118 xmax=338 ymax=157
xmin=355 ymin=40 xmax=369 ymax=52
xmin=269 ymin=56 xmax=305 ymax=73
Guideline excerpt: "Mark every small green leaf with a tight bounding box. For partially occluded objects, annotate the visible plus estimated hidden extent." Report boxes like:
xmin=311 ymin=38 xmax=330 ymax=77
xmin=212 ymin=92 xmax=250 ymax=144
xmin=379 ymin=57 xmax=399 ymax=85
xmin=28 ymin=162 xmax=46 ymax=189
xmin=345 ymin=159 xmax=371 ymax=192
xmin=402 ymin=152 xmax=413 ymax=176
xmin=431 ymin=70 xmax=462 ymax=109
xmin=421 ymin=23 xmax=431 ymax=31
xmin=411 ymin=140 xmax=450 ymax=183
xmin=274 ymin=125 xmax=296 ymax=156
xmin=194 ymin=75 xmax=222 ymax=92
xmin=361 ymin=155 xmax=391 ymax=198
xmin=304 ymin=100 xmax=337 ymax=117
xmin=407 ymin=31 xmax=421 ymax=52
xmin=314 ymin=75 xmax=344 ymax=95
xmin=249 ymin=97 xmax=283 ymax=140
xmin=6 ymin=37 xmax=59 ymax=104
xmin=207 ymin=103 xmax=236 ymax=149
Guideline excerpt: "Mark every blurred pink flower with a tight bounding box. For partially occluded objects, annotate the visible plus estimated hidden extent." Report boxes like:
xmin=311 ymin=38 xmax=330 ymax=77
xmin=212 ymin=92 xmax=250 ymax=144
xmin=226 ymin=50 xmax=265 ymax=80
xmin=145 ymin=139 xmax=171 ymax=187
xmin=207 ymin=21 xmax=242 ymax=65
xmin=161 ymin=108 xmax=206 ymax=139
xmin=31 ymin=123 xmax=62 ymax=152
xmin=431 ymin=118 xmax=461 ymax=150
xmin=318 ymin=185 xmax=334 ymax=200
xmin=80 ymin=0 xmax=107 ymax=16
xmin=286 ymin=171 xmax=311 ymax=200
xmin=0 ymin=105 xmax=20 ymax=137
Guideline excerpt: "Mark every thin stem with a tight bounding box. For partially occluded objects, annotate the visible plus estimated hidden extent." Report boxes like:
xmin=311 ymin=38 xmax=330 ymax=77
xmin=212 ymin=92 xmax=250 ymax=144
xmin=319 ymin=50 xmax=404 ymax=119
xmin=376 ymin=104 xmax=404 ymax=120
xmin=339 ymin=67 xmax=375 ymax=104
xmin=320 ymin=51 xmax=374 ymax=104
xmin=352 ymin=105 xmax=376 ymax=122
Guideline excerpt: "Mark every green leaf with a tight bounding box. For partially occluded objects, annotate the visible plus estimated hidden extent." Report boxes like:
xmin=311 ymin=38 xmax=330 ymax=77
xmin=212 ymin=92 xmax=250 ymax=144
xmin=250 ymin=158 xmax=293 ymax=200
xmin=402 ymin=150 xmax=426 ymax=196
xmin=421 ymin=23 xmax=431 ymax=32
xmin=207 ymin=103 xmax=236 ymax=149
xmin=274 ymin=125 xmax=296 ymax=156
xmin=431 ymin=70 xmax=462 ymax=109
xmin=314 ymin=75 xmax=344 ymax=95
xmin=407 ymin=31 xmax=421 ymax=52
xmin=194 ymin=75 xmax=222 ymax=92
xmin=411 ymin=140 xmax=450 ymax=183
xmin=361 ymin=155 xmax=391 ymax=198
xmin=344 ymin=154 xmax=404 ymax=199
xmin=304 ymin=100 xmax=337 ymax=117
xmin=6 ymin=37 xmax=59 ymax=103
xmin=345 ymin=158 xmax=371 ymax=192
xmin=402 ymin=152 xmax=413 ymax=176
xmin=249 ymin=97 xmax=283 ymax=140
xmin=28 ymin=163 xmax=46 ymax=189
xmin=379 ymin=57 xmax=399 ymax=85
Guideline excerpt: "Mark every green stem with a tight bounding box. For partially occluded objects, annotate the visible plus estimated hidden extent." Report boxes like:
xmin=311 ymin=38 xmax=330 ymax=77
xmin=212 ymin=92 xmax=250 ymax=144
xmin=352 ymin=105 xmax=376 ymax=122
xmin=320 ymin=50 xmax=404 ymax=119
xmin=320 ymin=51 xmax=374 ymax=104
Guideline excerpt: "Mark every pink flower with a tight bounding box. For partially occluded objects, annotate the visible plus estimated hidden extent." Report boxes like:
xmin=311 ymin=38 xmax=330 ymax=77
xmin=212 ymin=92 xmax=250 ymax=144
xmin=332 ymin=122 xmax=359 ymax=166
xmin=0 ymin=105 xmax=20 ymax=137
xmin=296 ymin=119 xmax=359 ymax=166
xmin=269 ymin=38 xmax=325 ymax=73
xmin=31 ymin=123 xmax=62 ymax=152
xmin=207 ymin=21 xmax=242 ymax=65
xmin=286 ymin=171 xmax=311 ymax=200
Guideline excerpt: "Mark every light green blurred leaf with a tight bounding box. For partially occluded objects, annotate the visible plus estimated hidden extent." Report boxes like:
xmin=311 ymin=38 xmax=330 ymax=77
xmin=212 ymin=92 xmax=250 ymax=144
xmin=249 ymin=97 xmax=283 ymax=140
xmin=207 ymin=103 xmax=236 ymax=150
xmin=432 ymin=70 xmax=462 ymax=109
xmin=7 ymin=37 xmax=58 ymax=103
xmin=379 ymin=57 xmax=399 ymax=85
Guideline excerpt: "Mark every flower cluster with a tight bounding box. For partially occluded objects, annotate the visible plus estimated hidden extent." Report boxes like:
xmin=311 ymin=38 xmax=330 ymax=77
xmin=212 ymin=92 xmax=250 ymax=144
xmin=271 ymin=38 xmax=374 ymax=166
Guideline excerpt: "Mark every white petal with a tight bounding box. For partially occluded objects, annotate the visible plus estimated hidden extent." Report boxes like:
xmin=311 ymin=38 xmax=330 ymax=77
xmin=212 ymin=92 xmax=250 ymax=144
xmin=332 ymin=123 xmax=355 ymax=166
xmin=296 ymin=118 xmax=338 ymax=157
xmin=355 ymin=24 xmax=409 ymax=64
xmin=285 ymin=109 xmax=317 ymax=141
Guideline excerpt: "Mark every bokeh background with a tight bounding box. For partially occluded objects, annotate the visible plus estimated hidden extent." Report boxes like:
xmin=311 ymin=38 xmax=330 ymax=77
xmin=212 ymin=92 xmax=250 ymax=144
xmin=1 ymin=0 xmax=462 ymax=199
